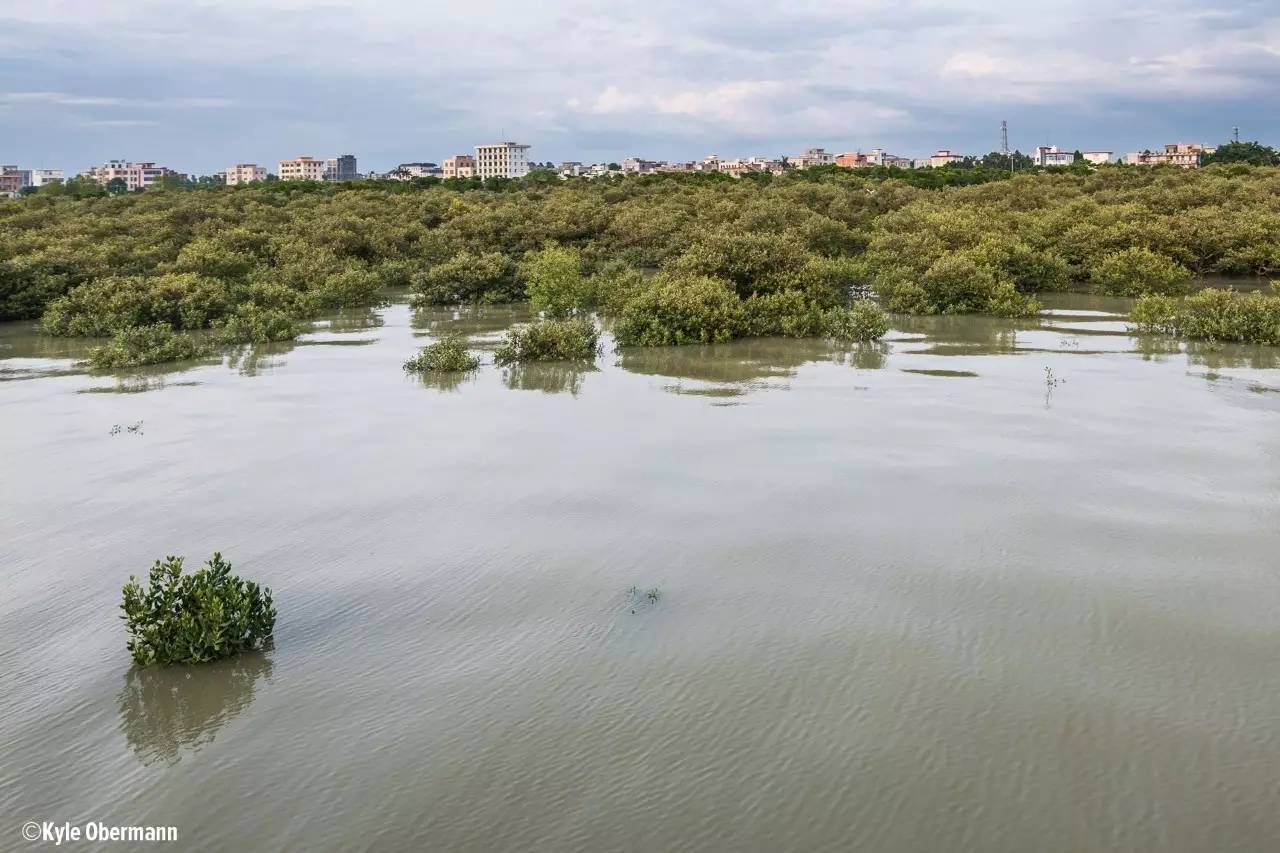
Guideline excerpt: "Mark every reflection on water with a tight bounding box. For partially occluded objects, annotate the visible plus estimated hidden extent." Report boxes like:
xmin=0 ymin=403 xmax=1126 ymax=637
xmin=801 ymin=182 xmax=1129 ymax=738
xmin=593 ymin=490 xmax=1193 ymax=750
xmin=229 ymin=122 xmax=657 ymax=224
xmin=501 ymin=363 xmax=593 ymax=395
xmin=830 ymin=341 xmax=888 ymax=370
xmin=902 ymin=368 xmax=979 ymax=378
xmin=117 ymin=652 xmax=274 ymax=766
xmin=411 ymin=303 xmax=532 ymax=337
xmin=225 ymin=342 xmax=293 ymax=376
xmin=411 ymin=368 xmax=480 ymax=393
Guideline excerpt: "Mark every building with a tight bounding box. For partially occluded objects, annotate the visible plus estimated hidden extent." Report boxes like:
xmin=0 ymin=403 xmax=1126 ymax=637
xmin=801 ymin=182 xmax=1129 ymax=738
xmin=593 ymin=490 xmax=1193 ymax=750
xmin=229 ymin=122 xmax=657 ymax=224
xmin=325 ymin=155 xmax=359 ymax=181
xmin=278 ymin=155 xmax=327 ymax=181
xmin=622 ymin=157 xmax=661 ymax=174
xmin=1124 ymin=143 xmax=1216 ymax=168
xmin=224 ymin=164 xmax=267 ymax=185
xmin=0 ymin=166 xmax=23 ymax=197
xmin=474 ymin=143 xmax=530 ymax=179
xmin=82 ymin=160 xmax=181 ymax=190
xmin=30 ymin=169 xmax=63 ymax=187
xmin=843 ymin=149 xmax=913 ymax=169
xmin=927 ymin=149 xmax=965 ymax=168
xmin=442 ymin=155 xmax=475 ymax=179
xmin=388 ymin=162 xmax=441 ymax=180
xmin=1030 ymin=146 xmax=1113 ymax=167
xmin=786 ymin=148 xmax=835 ymax=169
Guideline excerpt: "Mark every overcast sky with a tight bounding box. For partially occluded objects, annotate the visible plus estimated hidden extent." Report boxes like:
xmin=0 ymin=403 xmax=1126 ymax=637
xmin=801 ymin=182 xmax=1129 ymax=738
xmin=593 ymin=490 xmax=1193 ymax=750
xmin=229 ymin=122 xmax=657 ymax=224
xmin=1 ymin=0 xmax=1278 ymax=173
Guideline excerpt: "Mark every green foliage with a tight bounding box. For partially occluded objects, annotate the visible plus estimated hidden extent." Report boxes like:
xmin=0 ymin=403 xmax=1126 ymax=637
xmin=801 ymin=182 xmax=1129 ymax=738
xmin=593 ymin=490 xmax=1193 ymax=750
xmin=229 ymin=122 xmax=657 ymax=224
xmin=522 ymin=244 xmax=590 ymax=317
xmin=403 ymin=334 xmax=480 ymax=372
xmin=215 ymin=304 xmax=301 ymax=344
xmin=1128 ymin=294 xmax=1180 ymax=335
xmin=1202 ymin=141 xmax=1280 ymax=167
xmin=8 ymin=168 xmax=1280 ymax=362
xmin=739 ymin=290 xmax=829 ymax=338
xmin=1130 ymin=288 xmax=1280 ymax=344
xmin=86 ymin=323 xmax=209 ymax=369
xmin=879 ymin=253 xmax=1041 ymax=317
xmin=613 ymin=274 xmax=744 ymax=346
xmin=1092 ymin=247 xmax=1192 ymax=296
xmin=825 ymin=300 xmax=890 ymax=342
xmin=410 ymin=251 xmax=520 ymax=305
xmin=493 ymin=317 xmax=600 ymax=363
xmin=121 ymin=552 xmax=276 ymax=666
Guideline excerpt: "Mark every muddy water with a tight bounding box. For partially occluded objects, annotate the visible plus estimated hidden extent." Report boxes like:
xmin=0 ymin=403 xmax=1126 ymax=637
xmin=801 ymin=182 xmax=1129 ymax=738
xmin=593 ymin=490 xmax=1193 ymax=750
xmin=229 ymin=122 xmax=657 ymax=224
xmin=2 ymin=295 xmax=1278 ymax=852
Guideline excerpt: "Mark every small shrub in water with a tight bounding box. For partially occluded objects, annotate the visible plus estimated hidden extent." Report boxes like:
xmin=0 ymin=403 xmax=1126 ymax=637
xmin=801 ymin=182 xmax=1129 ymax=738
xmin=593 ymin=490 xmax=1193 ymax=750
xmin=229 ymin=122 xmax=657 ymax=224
xmin=522 ymin=244 xmax=591 ymax=318
xmin=612 ymin=274 xmax=744 ymax=346
xmin=404 ymin=334 xmax=480 ymax=372
xmin=121 ymin=552 xmax=276 ymax=666
xmin=215 ymin=305 xmax=301 ymax=344
xmin=87 ymin=323 xmax=208 ymax=369
xmin=493 ymin=317 xmax=599 ymax=364
xmin=825 ymin=300 xmax=890 ymax=342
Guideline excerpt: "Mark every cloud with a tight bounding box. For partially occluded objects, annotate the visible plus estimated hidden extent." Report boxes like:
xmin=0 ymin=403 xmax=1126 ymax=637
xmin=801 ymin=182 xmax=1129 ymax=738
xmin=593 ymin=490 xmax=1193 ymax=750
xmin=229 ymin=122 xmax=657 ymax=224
xmin=0 ymin=0 xmax=1277 ymax=171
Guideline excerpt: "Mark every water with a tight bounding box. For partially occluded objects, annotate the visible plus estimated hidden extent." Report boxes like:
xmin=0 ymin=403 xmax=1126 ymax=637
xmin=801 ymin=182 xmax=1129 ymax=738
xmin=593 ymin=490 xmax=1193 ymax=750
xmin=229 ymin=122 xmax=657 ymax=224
xmin=2 ymin=294 xmax=1278 ymax=852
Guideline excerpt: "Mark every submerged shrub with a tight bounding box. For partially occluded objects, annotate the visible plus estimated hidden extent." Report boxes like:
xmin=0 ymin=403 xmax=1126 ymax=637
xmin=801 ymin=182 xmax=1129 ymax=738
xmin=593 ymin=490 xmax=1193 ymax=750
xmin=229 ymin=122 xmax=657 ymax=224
xmin=493 ymin=317 xmax=600 ymax=363
xmin=403 ymin=334 xmax=480 ymax=372
xmin=613 ymin=274 xmax=744 ymax=346
xmin=121 ymin=552 xmax=276 ymax=666
xmin=1092 ymin=247 xmax=1191 ymax=296
xmin=87 ymin=323 xmax=208 ymax=369
xmin=1128 ymin=288 xmax=1280 ymax=344
xmin=215 ymin=304 xmax=301 ymax=344
xmin=740 ymin=290 xmax=828 ymax=338
xmin=1128 ymin=294 xmax=1180 ymax=334
xmin=410 ymin=251 xmax=520 ymax=305
xmin=825 ymin=300 xmax=890 ymax=342
xmin=522 ymin=244 xmax=590 ymax=317
xmin=878 ymin=253 xmax=1040 ymax=318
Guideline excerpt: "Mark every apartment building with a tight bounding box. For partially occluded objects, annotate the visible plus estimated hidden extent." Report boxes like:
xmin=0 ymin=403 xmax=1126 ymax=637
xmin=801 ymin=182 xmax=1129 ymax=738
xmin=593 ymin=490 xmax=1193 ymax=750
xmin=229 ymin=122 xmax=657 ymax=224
xmin=787 ymin=148 xmax=835 ymax=169
xmin=838 ymin=149 xmax=912 ymax=169
xmin=474 ymin=143 xmax=530 ymax=179
xmin=0 ymin=166 xmax=23 ymax=197
xmin=442 ymin=155 xmax=475 ymax=178
xmin=224 ymin=164 xmax=267 ymax=185
xmin=1030 ymin=146 xmax=1113 ymax=166
xmin=622 ymin=157 xmax=661 ymax=174
xmin=278 ymin=156 xmax=327 ymax=181
xmin=388 ymin=162 xmax=441 ymax=180
xmin=927 ymin=149 xmax=965 ymax=168
xmin=30 ymin=169 xmax=64 ymax=187
xmin=82 ymin=160 xmax=181 ymax=190
xmin=326 ymin=155 xmax=359 ymax=181
xmin=1123 ymin=143 xmax=1216 ymax=168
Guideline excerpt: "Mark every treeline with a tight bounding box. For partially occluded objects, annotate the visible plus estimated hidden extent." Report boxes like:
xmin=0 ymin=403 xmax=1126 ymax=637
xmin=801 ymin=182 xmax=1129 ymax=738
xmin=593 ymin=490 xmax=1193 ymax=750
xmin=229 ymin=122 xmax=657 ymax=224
xmin=2 ymin=164 xmax=1280 ymax=365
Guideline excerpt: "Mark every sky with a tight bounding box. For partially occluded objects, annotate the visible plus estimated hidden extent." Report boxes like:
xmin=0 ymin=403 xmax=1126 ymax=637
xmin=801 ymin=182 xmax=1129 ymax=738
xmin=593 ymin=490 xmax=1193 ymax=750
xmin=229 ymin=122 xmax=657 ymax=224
xmin=1 ymin=0 xmax=1278 ymax=174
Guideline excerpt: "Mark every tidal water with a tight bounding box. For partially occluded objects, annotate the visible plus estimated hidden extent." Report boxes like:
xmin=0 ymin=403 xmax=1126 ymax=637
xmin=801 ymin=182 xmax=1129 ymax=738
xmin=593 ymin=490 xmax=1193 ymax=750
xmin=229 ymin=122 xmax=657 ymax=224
xmin=2 ymin=294 xmax=1278 ymax=852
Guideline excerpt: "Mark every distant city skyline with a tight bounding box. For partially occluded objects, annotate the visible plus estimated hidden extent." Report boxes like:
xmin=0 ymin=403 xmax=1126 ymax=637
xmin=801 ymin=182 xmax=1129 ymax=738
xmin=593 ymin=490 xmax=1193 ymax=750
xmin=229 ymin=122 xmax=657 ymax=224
xmin=1 ymin=0 xmax=1277 ymax=173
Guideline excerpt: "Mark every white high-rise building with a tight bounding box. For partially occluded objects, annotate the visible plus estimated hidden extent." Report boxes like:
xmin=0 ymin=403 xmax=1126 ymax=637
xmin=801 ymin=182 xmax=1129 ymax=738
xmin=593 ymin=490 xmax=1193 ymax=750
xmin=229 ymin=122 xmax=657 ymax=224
xmin=474 ymin=142 xmax=530 ymax=179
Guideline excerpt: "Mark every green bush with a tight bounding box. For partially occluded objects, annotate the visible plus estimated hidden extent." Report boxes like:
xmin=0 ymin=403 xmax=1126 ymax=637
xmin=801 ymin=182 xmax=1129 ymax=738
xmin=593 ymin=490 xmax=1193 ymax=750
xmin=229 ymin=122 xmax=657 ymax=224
xmin=613 ymin=274 xmax=744 ymax=346
xmin=1092 ymin=247 xmax=1191 ymax=296
xmin=410 ymin=251 xmax=520 ymax=305
xmin=493 ymin=317 xmax=600 ymax=363
xmin=1129 ymin=289 xmax=1280 ymax=344
xmin=878 ymin=253 xmax=1040 ymax=317
xmin=87 ymin=323 xmax=208 ymax=369
xmin=1128 ymin=294 xmax=1180 ymax=334
xmin=825 ymin=300 xmax=890 ymax=342
xmin=121 ymin=552 xmax=276 ymax=666
xmin=403 ymin=334 xmax=480 ymax=372
xmin=215 ymin=305 xmax=301 ymax=344
xmin=522 ymin=244 xmax=590 ymax=317
xmin=739 ymin=290 xmax=828 ymax=338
